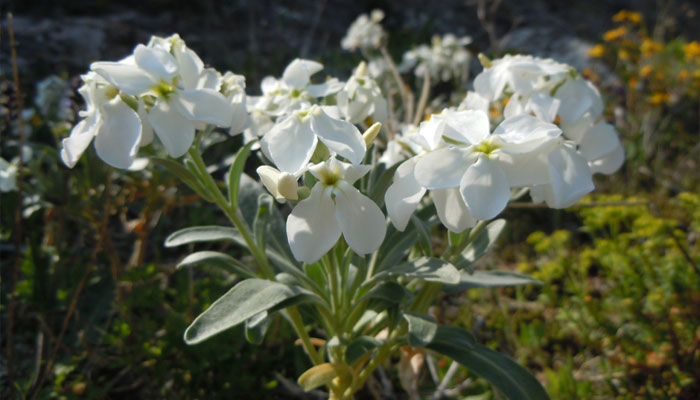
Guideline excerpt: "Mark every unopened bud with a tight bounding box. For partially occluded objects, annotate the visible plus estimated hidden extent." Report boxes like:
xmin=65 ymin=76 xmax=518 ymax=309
xmin=478 ymin=53 xmax=492 ymax=69
xmin=277 ymin=172 xmax=299 ymax=200
xmin=362 ymin=122 xmax=382 ymax=147
xmin=257 ymin=166 xmax=299 ymax=202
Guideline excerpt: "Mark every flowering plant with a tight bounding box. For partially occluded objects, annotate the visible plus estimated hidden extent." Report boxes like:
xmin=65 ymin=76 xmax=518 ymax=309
xmin=61 ymin=12 xmax=622 ymax=399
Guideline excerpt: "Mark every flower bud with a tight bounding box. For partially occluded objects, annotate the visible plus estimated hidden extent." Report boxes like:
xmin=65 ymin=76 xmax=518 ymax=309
xmin=362 ymin=122 xmax=382 ymax=147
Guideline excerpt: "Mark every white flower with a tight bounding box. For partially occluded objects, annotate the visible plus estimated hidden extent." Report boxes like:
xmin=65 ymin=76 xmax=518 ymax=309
xmin=286 ymin=158 xmax=386 ymax=263
xmin=474 ymin=54 xmax=570 ymax=101
xmin=400 ymin=34 xmax=472 ymax=82
xmin=251 ymin=59 xmax=343 ymax=117
xmin=0 ymin=157 xmax=18 ymax=192
xmin=337 ymin=62 xmax=388 ymax=124
xmin=91 ymin=41 xmax=232 ymax=158
xmin=221 ymin=71 xmax=250 ymax=135
xmin=260 ymin=105 xmax=366 ymax=175
xmin=341 ymin=10 xmax=386 ymax=52
xmin=413 ymin=110 xmax=561 ymax=222
xmin=60 ymin=71 xmax=143 ymax=169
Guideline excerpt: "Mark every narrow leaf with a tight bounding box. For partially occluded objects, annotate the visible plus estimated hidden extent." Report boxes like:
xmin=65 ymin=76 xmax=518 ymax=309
xmin=165 ymin=226 xmax=242 ymax=247
xmin=228 ymin=141 xmax=256 ymax=208
xmin=455 ymin=219 xmax=507 ymax=270
xmin=184 ymin=279 xmax=312 ymax=344
xmin=176 ymin=251 xmax=255 ymax=278
xmin=373 ymin=257 xmax=460 ymax=285
xmin=446 ymin=270 xmax=542 ymax=292
xmin=403 ymin=312 xmax=437 ymax=347
xmin=346 ymin=336 xmax=382 ymax=364
xmin=427 ymin=326 xmax=549 ymax=400
xmin=245 ymin=311 xmax=271 ymax=344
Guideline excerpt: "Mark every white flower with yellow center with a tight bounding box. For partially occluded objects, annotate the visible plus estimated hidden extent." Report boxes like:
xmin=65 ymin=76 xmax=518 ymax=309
xmin=260 ymin=105 xmax=366 ymax=175
xmin=286 ymin=158 xmax=386 ymax=264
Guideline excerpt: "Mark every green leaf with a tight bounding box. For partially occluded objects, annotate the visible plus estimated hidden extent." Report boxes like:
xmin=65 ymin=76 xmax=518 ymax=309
xmin=165 ymin=226 xmax=242 ymax=248
xmin=228 ymin=141 xmax=256 ymax=209
xmin=184 ymin=279 xmax=314 ymax=344
xmin=403 ymin=312 xmax=437 ymax=347
xmin=245 ymin=311 xmax=271 ymax=344
xmin=427 ymin=326 xmax=549 ymax=400
xmin=176 ymin=251 xmax=256 ymax=278
xmin=446 ymin=271 xmax=542 ymax=292
xmin=455 ymin=219 xmax=507 ymax=270
xmin=368 ymin=163 xmax=399 ymax=207
xmin=150 ymin=157 xmax=215 ymax=202
xmin=372 ymin=257 xmax=460 ymax=285
xmin=411 ymin=215 xmax=433 ymax=256
xmin=362 ymin=281 xmax=408 ymax=303
xmin=297 ymin=363 xmax=337 ymax=391
xmin=346 ymin=336 xmax=382 ymax=364
xmin=253 ymin=193 xmax=272 ymax=251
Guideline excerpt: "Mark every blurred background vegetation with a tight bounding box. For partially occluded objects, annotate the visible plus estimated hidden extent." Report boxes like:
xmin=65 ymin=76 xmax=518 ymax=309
xmin=1 ymin=0 xmax=698 ymax=398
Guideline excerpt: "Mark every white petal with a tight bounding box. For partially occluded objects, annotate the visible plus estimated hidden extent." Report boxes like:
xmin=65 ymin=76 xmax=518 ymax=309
xmin=172 ymin=89 xmax=232 ymax=127
xmin=459 ymin=156 xmax=510 ymax=220
xmin=307 ymin=79 xmax=344 ymax=97
xmin=560 ymin=113 xmax=595 ymax=143
xmin=282 ymin=59 xmax=324 ymax=88
xmin=262 ymin=116 xmax=317 ymax=174
xmin=430 ymin=188 xmax=476 ymax=232
xmin=414 ymin=147 xmax=472 ymax=189
xmin=418 ymin=117 xmax=445 ymax=150
xmin=589 ymin=143 xmax=625 ymax=175
xmin=138 ymin=101 xmax=154 ymax=146
xmin=385 ymin=158 xmax=427 ymax=231
xmin=174 ymin=45 xmax=205 ymax=90
xmin=257 ymin=165 xmax=283 ymax=199
xmin=527 ymin=92 xmax=560 ymax=123
xmin=497 ymin=150 xmax=551 ymax=187
xmin=60 ymin=118 xmax=97 ymax=168
xmin=578 ymin=121 xmax=621 ymax=161
xmin=90 ymin=62 xmax=157 ymax=97
xmin=133 ymin=44 xmax=179 ymax=81
xmin=555 ymin=78 xmax=603 ymax=122
xmin=441 ymin=110 xmax=491 ymax=145
xmin=474 ymin=65 xmax=507 ymax=101
xmin=334 ymin=181 xmax=386 ymax=255
xmin=228 ymin=91 xmax=250 ymax=135
xmin=311 ymin=108 xmax=366 ymax=165
xmin=287 ymin=185 xmax=341 ymax=263
xmin=493 ymin=114 xmax=561 ymax=154
xmin=546 ymin=144 xmax=594 ymax=208
xmin=94 ymin=98 xmax=142 ymax=169
xmin=147 ymin=100 xmax=196 ymax=157
xmin=341 ymin=164 xmax=372 ymax=184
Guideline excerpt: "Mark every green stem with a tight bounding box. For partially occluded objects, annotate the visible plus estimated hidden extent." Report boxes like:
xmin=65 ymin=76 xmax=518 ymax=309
xmin=186 ymin=145 xmax=321 ymax=365
xmin=346 ymin=327 xmax=405 ymax=397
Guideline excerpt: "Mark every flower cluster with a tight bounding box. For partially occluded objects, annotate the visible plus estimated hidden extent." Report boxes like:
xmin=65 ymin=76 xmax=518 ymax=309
xmin=340 ymin=9 xmax=386 ymax=53
xmin=60 ymin=34 xmax=247 ymax=169
xmin=62 ymin=35 xmax=622 ymax=265
xmin=384 ymin=54 xmax=623 ymax=232
xmin=400 ymin=34 xmax=473 ymax=82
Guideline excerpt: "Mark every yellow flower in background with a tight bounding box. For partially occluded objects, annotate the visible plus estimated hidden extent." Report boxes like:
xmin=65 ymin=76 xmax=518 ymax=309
xmin=604 ymin=26 xmax=628 ymax=42
xmin=683 ymin=41 xmax=700 ymax=63
xmin=641 ymin=39 xmax=663 ymax=57
xmin=588 ymin=44 xmax=606 ymax=58
xmin=678 ymin=69 xmax=689 ymax=80
xmin=628 ymin=76 xmax=639 ymax=88
xmin=640 ymin=65 xmax=653 ymax=78
xmin=649 ymin=92 xmax=671 ymax=105
xmin=613 ymin=10 xmax=643 ymax=24
xmin=618 ymin=49 xmax=631 ymax=60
